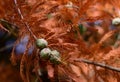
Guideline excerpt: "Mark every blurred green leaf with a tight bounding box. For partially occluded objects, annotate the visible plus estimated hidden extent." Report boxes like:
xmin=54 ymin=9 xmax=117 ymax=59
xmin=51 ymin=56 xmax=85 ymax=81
xmin=0 ymin=19 xmax=18 ymax=37
xmin=78 ymin=24 xmax=87 ymax=34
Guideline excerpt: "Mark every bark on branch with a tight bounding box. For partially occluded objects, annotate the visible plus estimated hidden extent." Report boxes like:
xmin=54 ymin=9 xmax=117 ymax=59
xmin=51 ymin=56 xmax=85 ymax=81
xmin=74 ymin=58 xmax=120 ymax=72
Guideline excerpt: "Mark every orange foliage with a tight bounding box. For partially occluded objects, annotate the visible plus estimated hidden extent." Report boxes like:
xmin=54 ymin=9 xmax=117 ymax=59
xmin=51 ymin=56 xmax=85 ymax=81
xmin=1 ymin=0 xmax=120 ymax=82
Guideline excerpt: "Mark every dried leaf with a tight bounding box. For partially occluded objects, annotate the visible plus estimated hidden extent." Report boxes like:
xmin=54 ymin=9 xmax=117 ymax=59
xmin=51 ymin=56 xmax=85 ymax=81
xmin=47 ymin=64 xmax=54 ymax=78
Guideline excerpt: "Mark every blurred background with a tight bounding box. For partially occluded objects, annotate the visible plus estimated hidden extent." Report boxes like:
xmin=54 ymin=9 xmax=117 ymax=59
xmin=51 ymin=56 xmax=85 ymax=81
xmin=0 ymin=22 xmax=22 ymax=82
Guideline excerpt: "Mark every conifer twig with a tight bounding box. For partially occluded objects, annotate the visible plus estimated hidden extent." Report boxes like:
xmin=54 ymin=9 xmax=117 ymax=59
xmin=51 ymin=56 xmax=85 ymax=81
xmin=13 ymin=0 xmax=37 ymax=40
xmin=74 ymin=58 xmax=120 ymax=72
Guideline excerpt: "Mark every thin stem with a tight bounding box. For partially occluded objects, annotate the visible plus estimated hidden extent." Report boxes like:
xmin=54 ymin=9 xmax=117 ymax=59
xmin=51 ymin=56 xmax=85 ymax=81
xmin=0 ymin=43 xmax=14 ymax=52
xmin=14 ymin=0 xmax=23 ymax=19
xmin=13 ymin=0 xmax=37 ymax=40
xmin=74 ymin=58 xmax=120 ymax=72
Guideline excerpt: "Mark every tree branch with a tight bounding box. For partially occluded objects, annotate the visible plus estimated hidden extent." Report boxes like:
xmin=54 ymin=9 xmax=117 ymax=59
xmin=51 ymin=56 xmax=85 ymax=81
xmin=13 ymin=0 xmax=37 ymax=40
xmin=74 ymin=58 xmax=120 ymax=72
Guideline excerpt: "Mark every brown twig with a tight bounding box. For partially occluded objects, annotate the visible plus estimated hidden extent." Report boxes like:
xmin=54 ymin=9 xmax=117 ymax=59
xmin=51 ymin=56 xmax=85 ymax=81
xmin=13 ymin=0 xmax=37 ymax=40
xmin=74 ymin=58 xmax=120 ymax=72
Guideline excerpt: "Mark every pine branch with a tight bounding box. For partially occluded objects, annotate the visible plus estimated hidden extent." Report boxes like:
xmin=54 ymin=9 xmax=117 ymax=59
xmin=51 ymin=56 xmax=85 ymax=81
xmin=74 ymin=58 xmax=120 ymax=72
xmin=13 ymin=0 xmax=37 ymax=40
